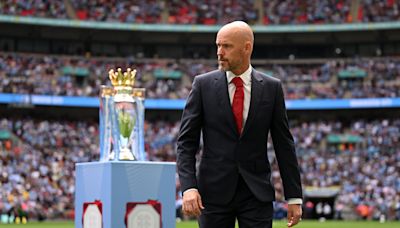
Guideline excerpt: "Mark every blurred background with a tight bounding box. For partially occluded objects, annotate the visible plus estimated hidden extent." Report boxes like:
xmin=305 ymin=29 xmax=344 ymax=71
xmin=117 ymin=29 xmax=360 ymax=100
xmin=0 ymin=0 xmax=399 ymax=225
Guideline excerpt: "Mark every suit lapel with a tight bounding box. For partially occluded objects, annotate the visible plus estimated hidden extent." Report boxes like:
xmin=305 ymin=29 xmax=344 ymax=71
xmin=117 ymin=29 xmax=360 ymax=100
xmin=241 ymin=69 xmax=264 ymax=138
xmin=214 ymin=71 xmax=238 ymax=135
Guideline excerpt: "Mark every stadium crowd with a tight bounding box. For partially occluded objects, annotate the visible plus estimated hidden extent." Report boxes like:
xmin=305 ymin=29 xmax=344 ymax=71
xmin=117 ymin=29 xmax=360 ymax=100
xmin=167 ymin=0 xmax=258 ymax=25
xmin=263 ymin=0 xmax=352 ymax=24
xmin=362 ymin=0 xmax=400 ymax=23
xmin=0 ymin=0 xmax=67 ymax=19
xmin=1 ymin=53 xmax=400 ymax=99
xmin=0 ymin=118 xmax=180 ymax=221
xmin=0 ymin=118 xmax=399 ymax=221
xmin=71 ymin=0 xmax=163 ymax=23
xmin=0 ymin=0 xmax=399 ymax=24
xmin=286 ymin=119 xmax=400 ymax=220
xmin=0 ymin=0 xmax=399 ymax=224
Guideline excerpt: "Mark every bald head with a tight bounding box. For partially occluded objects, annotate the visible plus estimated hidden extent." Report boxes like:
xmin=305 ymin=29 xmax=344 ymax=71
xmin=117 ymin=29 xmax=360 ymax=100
xmin=218 ymin=21 xmax=254 ymax=46
xmin=216 ymin=21 xmax=254 ymax=75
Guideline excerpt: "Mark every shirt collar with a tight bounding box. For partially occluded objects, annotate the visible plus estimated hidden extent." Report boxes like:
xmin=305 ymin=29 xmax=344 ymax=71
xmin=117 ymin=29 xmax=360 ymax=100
xmin=226 ymin=65 xmax=252 ymax=86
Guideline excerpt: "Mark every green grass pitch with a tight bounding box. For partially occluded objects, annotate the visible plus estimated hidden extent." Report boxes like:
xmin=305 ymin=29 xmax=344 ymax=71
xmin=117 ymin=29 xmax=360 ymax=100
xmin=0 ymin=220 xmax=398 ymax=228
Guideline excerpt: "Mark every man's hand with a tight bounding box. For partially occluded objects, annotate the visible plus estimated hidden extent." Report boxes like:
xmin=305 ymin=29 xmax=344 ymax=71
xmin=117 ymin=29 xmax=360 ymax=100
xmin=287 ymin=204 xmax=302 ymax=227
xmin=182 ymin=189 xmax=205 ymax=217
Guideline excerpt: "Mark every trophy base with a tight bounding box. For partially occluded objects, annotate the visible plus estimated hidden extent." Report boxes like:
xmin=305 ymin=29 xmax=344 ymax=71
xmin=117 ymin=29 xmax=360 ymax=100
xmin=119 ymin=148 xmax=136 ymax=161
xmin=109 ymin=151 xmax=116 ymax=160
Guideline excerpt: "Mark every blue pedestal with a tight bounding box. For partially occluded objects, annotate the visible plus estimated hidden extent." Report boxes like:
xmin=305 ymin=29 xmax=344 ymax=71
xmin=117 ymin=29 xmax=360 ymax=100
xmin=75 ymin=161 xmax=176 ymax=228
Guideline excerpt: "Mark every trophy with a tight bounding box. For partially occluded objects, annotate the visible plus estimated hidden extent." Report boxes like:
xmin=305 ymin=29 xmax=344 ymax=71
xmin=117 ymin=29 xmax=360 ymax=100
xmin=99 ymin=68 xmax=146 ymax=161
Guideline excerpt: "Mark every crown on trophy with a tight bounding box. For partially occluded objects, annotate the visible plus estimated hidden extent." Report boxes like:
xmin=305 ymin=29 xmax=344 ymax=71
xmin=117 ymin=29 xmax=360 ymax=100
xmin=108 ymin=68 xmax=137 ymax=87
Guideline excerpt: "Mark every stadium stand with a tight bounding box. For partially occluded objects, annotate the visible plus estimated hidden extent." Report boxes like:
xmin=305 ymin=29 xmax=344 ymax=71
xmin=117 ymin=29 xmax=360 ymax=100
xmin=361 ymin=0 xmax=400 ymax=22
xmin=1 ymin=53 xmax=400 ymax=99
xmin=0 ymin=0 xmax=399 ymax=24
xmin=262 ymin=0 xmax=353 ymax=24
xmin=0 ymin=0 xmax=68 ymax=19
xmin=71 ymin=0 xmax=163 ymax=23
xmin=0 ymin=118 xmax=180 ymax=221
xmin=0 ymin=0 xmax=399 ymax=224
xmin=1 ymin=118 xmax=399 ymax=221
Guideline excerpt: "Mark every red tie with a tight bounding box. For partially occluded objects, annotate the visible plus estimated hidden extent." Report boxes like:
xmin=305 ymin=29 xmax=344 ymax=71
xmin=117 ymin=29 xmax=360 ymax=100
xmin=231 ymin=77 xmax=244 ymax=134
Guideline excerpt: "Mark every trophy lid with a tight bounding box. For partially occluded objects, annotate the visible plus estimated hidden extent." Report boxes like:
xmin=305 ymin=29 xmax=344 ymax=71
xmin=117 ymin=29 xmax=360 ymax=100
xmin=109 ymin=68 xmax=136 ymax=87
xmin=106 ymin=67 xmax=145 ymax=99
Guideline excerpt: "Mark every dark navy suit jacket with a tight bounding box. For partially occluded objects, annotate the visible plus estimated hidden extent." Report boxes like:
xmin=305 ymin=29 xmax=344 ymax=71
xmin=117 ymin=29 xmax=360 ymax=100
xmin=177 ymin=69 xmax=302 ymax=205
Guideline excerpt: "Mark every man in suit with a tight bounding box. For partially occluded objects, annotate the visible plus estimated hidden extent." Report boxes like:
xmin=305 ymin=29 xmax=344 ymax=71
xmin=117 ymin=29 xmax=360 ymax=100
xmin=177 ymin=21 xmax=303 ymax=228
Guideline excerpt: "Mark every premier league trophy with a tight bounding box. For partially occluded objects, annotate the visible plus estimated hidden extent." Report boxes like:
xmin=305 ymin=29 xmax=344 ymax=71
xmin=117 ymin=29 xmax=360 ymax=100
xmin=76 ymin=67 xmax=175 ymax=228
xmin=99 ymin=68 xmax=146 ymax=161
